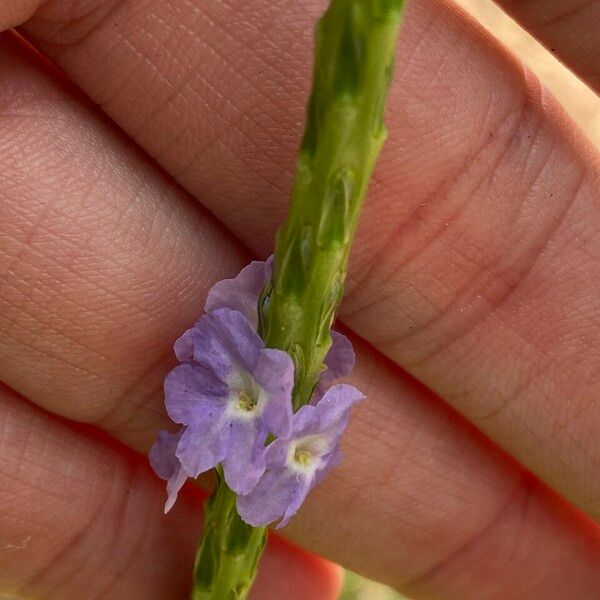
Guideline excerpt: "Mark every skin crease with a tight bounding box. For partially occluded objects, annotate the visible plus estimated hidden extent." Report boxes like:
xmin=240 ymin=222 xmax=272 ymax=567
xmin=0 ymin=0 xmax=598 ymax=598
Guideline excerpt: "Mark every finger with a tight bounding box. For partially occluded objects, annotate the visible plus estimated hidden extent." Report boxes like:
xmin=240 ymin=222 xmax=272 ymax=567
xmin=1 ymin=34 xmax=600 ymax=597
xmin=0 ymin=0 xmax=38 ymax=30
xmin=493 ymin=0 xmax=600 ymax=92
xmin=13 ymin=0 xmax=600 ymax=525
xmin=0 ymin=385 xmax=340 ymax=600
xmin=0 ymin=31 xmax=244 ymax=449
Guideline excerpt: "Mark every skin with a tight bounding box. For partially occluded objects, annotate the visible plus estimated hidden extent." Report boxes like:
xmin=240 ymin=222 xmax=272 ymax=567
xmin=0 ymin=0 xmax=599 ymax=598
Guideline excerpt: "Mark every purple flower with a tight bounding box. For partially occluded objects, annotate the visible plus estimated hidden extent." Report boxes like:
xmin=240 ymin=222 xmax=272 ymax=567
xmin=150 ymin=257 xmax=359 ymax=517
xmin=205 ymin=257 xmax=273 ymax=329
xmin=236 ymin=383 xmax=363 ymax=528
xmin=153 ymin=308 xmax=294 ymax=508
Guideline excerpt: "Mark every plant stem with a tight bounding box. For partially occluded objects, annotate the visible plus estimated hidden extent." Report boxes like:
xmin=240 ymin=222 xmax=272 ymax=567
xmin=261 ymin=0 xmax=405 ymax=409
xmin=191 ymin=1 xmax=404 ymax=597
xmin=191 ymin=471 xmax=266 ymax=600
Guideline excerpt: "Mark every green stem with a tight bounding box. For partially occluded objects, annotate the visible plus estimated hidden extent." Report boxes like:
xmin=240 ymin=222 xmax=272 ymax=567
xmin=191 ymin=471 xmax=266 ymax=600
xmin=190 ymin=1 xmax=404 ymax=598
xmin=261 ymin=0 xmax=405 ymax=409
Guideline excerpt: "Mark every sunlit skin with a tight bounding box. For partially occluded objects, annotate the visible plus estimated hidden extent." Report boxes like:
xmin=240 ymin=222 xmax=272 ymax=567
xmin=0 ymin=0 xmax=600 ymax=599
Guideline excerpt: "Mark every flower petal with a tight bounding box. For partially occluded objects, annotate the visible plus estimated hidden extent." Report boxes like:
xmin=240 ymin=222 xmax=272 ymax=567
xmin=311 ymin=331 xmax=356 ymax=404
xmin=236 ymin=468 xmax=312 ymax=528
xmin=322 ymin=331 xmax=355 ymax=383
xmin=285 ymin=403 xmax=339 ymax=457
xmin=149 ymin=429 xmax=191 ymax=513
xmin=175 ymin=418 xmax=229 ymax=477
xmin=165 ymin=463 xmax=189 ymax=514
xmin=221 ymin=419 xmax=268 ymax=494
xmin=149 ymin=429 xmax=183 ymax=480
xmin=205 ymin=257 xmax=272 ymax=328
xmin=173 ymin=328 xmax=194 ymax=362
xmin=277 ymin=474 xmax=314 ymax=529
xmin=304 ymin=384 xmax=364 ymax=440
xmin=253 ymin=348 xmax=294 ymax=437
xmin=263 ymin=436 xmax=290 ymax=468
xmin=314 ymin=446 xmax=343 ymax=486
xmin=164 ymin=363 xmax=227 ymax=425
xmin=191 ymin=308 xmax=264 ymax=378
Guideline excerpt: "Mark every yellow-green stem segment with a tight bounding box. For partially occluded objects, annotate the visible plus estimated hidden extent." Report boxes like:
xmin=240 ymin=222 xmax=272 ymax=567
xmin=191 ymin=471 xmax=266 ymax=600
xmin=261 ymin=0 xmax=405 ymax=409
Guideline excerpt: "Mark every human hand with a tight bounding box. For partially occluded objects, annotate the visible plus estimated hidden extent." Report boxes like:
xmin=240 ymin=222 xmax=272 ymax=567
xmin=0 ymin=1 xmax=599 ymax=598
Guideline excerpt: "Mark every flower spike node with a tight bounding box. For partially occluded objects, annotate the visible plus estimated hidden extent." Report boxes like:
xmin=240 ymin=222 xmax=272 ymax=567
xmin=150 ymin=259 xmax=359 ymax=517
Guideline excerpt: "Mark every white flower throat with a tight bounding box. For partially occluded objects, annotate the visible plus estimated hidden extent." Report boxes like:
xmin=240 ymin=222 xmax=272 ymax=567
xmin=227 ymin=371 xmax=266 ymax=419
xmin=287 ymin=435 xmax=328 ymax=475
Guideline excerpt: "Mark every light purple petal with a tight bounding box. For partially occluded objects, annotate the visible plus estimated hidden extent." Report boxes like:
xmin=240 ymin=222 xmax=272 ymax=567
xmin=286 ymin=404 xmax=317 ymax=436
xmin=253 ymin=348 xmax=294 ymax=438
xmin=165 ymin=464 xmax=189 ymax=513
xmin=205 ymin=257 xmax=273 ymax=328
xmin=164 ymin=363 xmax=227 ymax=425
xmin=176 ymin=418 xmax=229 ymax=477
xmin=149 ymin=429 xmax=190 ymax=513
xmin=237 ymin=469 xmax=312 ymax=528
xmin=276 ymin=446 xmax=344 ymax=526
xmin=314 ymin=446 xmax=343 ymax=486
xmin=173 ymin=328 xmax=194 ymax=362
xmin=301 ymin=384 xmax=364 ymax=440
xmin=191 ymin=309 xmax=264 ymax=378
xmin=310 ymin=385 xmax=325 ymax=406
xmin=262 ymin=435 xmax=290 ymax=468
xmin=284 ymin=404 xmax=338 ymax=457
xmin=322 ymin=331 xmax=355 ymax=384
xmin=277 ymin=474 xmax=314 ymax=528
xmin=221 ymin=420 xmax=268 ymax=494
xmin=311 ymin=331 xmax=356 ymax=404
xmin=149 ymin=429 xmax=183 ymax=480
